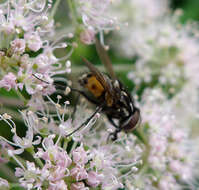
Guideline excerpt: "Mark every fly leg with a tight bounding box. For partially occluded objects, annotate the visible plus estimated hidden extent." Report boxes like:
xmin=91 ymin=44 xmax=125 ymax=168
xmin=71 ymin=89 xmax=99 ymax=105
xmin=107 ymin=128 xmax=122 ymax=141
xmin=107 ymin=116 xmax=119 ymax=128
xmin=107 ymin=116 xmax=121 ymax=141
xmin=65 ymin=106 xmax=103 ymax=137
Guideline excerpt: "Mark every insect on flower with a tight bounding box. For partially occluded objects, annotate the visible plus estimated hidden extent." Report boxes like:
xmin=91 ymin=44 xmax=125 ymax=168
xmin=77 ymin=39 xmax=141 ymax=140
xmin=33 ymin=39 xmax=140 ymax=140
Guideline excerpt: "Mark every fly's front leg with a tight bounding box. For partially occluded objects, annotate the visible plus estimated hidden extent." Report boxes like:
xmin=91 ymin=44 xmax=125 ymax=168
xmin=107 ymin=128 xmax=122 ymax=141
xmin=106 ymin=116 xmax=122 ymax=141
xmin=107 ymin=116 xmax=119 ymax=129
xmin=71 ymin=88 xmax=98 ymax=105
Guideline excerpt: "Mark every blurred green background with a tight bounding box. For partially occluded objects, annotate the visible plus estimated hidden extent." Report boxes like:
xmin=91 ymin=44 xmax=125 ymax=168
xmin=171 ymin=0 xmax=199 ymax=22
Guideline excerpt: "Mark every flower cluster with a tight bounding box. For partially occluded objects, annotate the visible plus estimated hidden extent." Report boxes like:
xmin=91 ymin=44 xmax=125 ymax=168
xmin=112 ymin=1 xmax=199 ymax=98
xmin=136 ymin=89 xmax=197 ymax=189
xmin=14 ymin=136 xmax=103 ymax=190
xmin=110 ymin=1 xmax=199 ymax=188
xmin=0 ymin=94 xmax=142 ymax=189
xmin=0 ymin=111 xmax=103 ymax=189
xmin=0 ymin=0 xmax=73 ymax=95
xmin=0 ymin=177 xmax=9 ymax=189
xmin=83 ymin=129 xmax=143 ymax=189
xmin=127 ymin=19 xmax=199 ymax=97
xmin=74 ymin=0 xmax=120 ymax=45
xmin=111 ymin=0 xmax=168 ymax=56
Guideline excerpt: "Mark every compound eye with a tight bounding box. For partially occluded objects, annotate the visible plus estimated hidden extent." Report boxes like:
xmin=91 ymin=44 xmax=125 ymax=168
xmin=122 ymin=109 xmax=140 ymax=132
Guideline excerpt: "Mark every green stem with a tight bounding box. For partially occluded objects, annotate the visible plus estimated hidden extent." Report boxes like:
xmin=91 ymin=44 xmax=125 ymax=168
xmin=69 ymin=141 xmax=78 ymax=156
xmin=63 ymin=138 xmax=70 ymax=150
xmin=133 ymin=129 xmax=147 ymax=145
xmin=26 ymin=147 xmax=44 ymax=168
xmin=50 ymin=0 xmax=61 ymax=19
xmin=35 ymin=157 xmax=44 ymax=168
xmin=0 ymin=164 xmax=18 ymax=182
xmin=10 ymin=183 xmax=25 ymax=189
xmin=0 ymin=33 xmax=8 ymax=49
xmin=67 ymin=0 xmax=78 ymax=26
xmin=15 ymin=90 xmax=27 ymax=104
xmin=0 ymin=107 xmax=23 ymax=121
xmin=138 ymin=143 xmax=151 ymax=175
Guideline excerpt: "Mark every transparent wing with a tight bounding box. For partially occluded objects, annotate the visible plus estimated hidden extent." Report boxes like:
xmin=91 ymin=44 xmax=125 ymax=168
xmin=95 ymin=38 xmax=116 ymax=79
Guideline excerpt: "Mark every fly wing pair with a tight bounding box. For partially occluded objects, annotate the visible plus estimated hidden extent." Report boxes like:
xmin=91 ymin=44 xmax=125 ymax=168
xmin=82 ymin=38 xmax=117 ymax=105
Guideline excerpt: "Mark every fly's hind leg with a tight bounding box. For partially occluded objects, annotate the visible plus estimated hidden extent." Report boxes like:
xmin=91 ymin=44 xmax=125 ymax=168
xmin=71 ymin=89 xmax=99 ymax=105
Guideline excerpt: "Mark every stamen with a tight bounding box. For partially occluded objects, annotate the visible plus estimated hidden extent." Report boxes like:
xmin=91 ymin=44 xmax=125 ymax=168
xmin=0 ymin=114 xmax=16 ymax=129
xmin=57 ymin=95 xmax=62 ymax=100
xmin=50 ymin=34 xmax=71 ymax=47
xmin=58 ymin=46 xmax=74 ymax=61
xmin=0 ymin=136 xmax=19 ymax=148
xmin=27 ymin=0 xmax=47 ymax=13
xmin=64 ymin=87 xmax=71 ymax=95
xmin=55 ymin=134 xmax=62 ymax=146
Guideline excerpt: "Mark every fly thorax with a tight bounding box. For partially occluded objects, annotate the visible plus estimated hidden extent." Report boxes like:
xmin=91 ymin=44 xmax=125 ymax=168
xmin=79 ymin=73 xmax=105 ymax=98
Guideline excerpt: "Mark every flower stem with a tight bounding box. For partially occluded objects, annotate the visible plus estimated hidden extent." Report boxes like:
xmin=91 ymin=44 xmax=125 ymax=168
xmin=15 ymin=90 xmax=27 ymax=104
xmin=26 ymin=147 xmax=44 ymax=168
xmin=10 ymin=183 xmax=25 ymax=189
xmin=63 ymin=137 xmax=71 ymax=150
xmin=0 ymin=164 xmax=18 ymax=182
xmin=67 ymin=0 xmax=78 ymax=26
xmin=133 ymin=129 xmax=147 ymax=145
xmin=50 ymin=0 xmax=61 ymax=19
xmin=69 ymin=141 xmax=78 ymax=156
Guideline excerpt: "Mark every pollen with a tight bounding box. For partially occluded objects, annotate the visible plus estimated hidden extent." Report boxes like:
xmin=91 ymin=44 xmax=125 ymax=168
xmin=57 ymin=95 xmax=62 ymax=99
xmin=2 ymin=113 xmax=12 ymax=120
xmin=55 ymin=103 xmax=61 ymax=108
xmin=64 ymin=87 xmax=71 ymax=95
xmin=42 ymin=117 xmax=48 ymax=123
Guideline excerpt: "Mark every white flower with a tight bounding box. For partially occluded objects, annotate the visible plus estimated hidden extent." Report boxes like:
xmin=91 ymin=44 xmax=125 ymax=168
xmin=0 ymin=177 xmax=9 ymax=188
xmin=10 ymin=39 xmax=26 ymax=54
xmin=24 ymin=32 xmax=43 ymax=52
